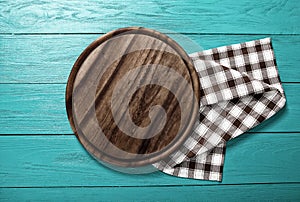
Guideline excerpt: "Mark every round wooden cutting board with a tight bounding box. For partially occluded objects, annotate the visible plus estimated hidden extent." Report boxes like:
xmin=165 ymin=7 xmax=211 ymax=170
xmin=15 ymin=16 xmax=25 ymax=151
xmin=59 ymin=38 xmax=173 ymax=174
xmin=66 ymin=27 xmax=200 ymax=167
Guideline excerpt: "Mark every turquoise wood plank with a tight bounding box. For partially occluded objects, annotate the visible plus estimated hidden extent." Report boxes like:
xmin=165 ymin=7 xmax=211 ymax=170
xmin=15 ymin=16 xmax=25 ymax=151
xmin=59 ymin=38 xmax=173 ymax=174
xmin=0 ymin=83 xmax=296 ymax=134
xmin=0 ymin=35 xmax=299 ymax=83
xmin=0 ymin=133 xmax=299 ymax=187
xmin=0 ymin=84 xmax=69 ymax=134
xmin=0 ymin=0 xmax=299 ymax=34
xmin=1 ymin=184 xmax=300 ymax=201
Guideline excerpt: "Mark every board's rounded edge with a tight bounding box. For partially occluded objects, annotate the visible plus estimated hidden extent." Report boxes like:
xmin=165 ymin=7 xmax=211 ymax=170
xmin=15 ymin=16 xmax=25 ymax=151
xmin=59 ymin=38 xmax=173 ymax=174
xmin=65 ymin=27 xmax=201 ymax=167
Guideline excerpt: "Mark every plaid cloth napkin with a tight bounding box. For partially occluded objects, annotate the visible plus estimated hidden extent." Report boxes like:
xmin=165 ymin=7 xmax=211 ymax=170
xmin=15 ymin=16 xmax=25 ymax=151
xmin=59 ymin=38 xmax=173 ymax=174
xmin=153 ymin=38 xmax=286 ymax=181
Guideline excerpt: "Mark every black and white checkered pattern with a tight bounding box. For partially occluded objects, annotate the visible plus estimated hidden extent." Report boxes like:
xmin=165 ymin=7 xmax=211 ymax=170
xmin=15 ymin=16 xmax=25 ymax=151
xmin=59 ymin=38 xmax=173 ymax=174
xmin=153 ymin=38 xmax=286 ymax=181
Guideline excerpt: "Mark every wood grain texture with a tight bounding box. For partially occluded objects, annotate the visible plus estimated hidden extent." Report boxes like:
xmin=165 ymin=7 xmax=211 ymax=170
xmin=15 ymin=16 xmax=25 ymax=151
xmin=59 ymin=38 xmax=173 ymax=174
xmin=1 ymin=184 xmax=300 ymax=201
xmin=0 ymin=35 xmax=299 ymax=83
xmin=0 ymin=133 xmax=299 ymax=187
xmin=0 ymin=83 xmax=297 ymax=134
xmin=66 ymin=27 xmax=200 ymax=166
xmin=0 ymin=84 xmax=69 ymax=134
xmin=0 ymin=0 xmax=299 ymax=34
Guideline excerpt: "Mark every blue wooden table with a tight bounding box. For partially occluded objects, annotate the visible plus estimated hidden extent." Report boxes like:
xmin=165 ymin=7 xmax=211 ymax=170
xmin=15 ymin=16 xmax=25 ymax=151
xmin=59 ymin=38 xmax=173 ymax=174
xmin=0 ymin=0 xmax=299 ymax=201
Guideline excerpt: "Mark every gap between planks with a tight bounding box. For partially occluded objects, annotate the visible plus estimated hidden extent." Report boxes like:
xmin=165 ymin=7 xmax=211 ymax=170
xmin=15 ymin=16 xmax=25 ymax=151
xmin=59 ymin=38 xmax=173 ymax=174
xmin=1 ymin=182 xmax=300 ymax=189
xmin=1 ymin=33 xmax=300 ymax=36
